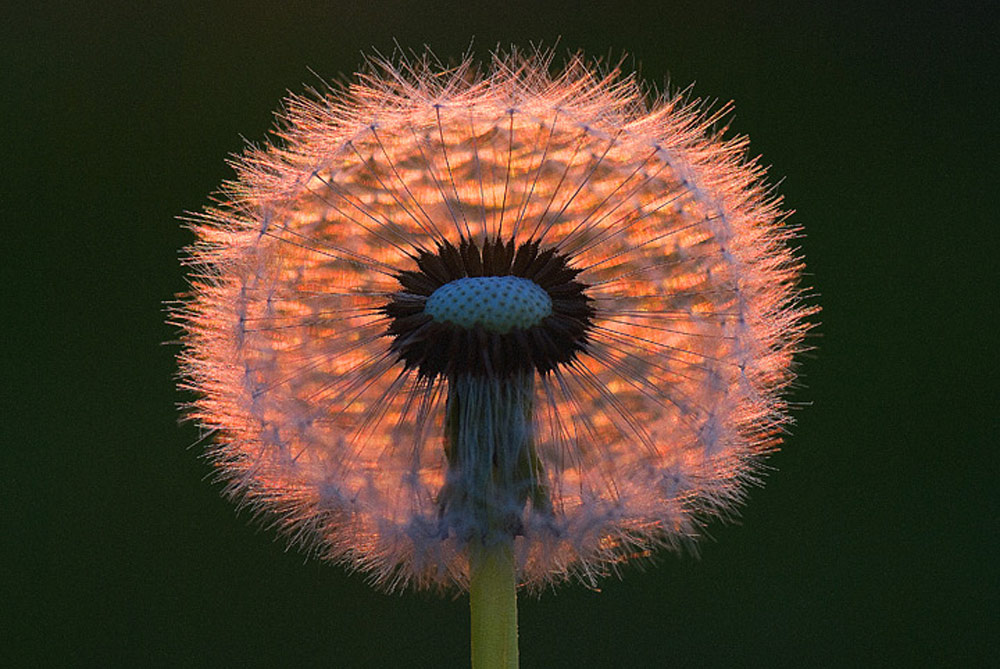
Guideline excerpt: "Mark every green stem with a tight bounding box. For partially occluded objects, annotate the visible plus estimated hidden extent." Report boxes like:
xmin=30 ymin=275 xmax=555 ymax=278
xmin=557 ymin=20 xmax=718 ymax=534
xmin=442 ymin=373 xmax=532 ymax=667
xmin=470 ymin=539 xmax=519 ymax=669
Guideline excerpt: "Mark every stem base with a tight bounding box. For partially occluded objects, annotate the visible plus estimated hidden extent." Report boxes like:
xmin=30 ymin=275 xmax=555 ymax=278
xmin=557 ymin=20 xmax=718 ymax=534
xmin=470 ymin=541 xmax=518 ymax=669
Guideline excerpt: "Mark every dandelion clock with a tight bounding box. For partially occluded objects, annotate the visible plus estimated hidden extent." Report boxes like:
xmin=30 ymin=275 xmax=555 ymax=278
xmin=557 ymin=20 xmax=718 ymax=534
xmin=175 ymin=49 xmax=816 ymax=667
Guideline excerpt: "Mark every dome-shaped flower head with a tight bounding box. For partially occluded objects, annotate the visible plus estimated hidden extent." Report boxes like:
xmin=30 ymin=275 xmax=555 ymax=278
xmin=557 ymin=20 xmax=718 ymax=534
xmin=177 ymin=49 xmax=815 ymax=592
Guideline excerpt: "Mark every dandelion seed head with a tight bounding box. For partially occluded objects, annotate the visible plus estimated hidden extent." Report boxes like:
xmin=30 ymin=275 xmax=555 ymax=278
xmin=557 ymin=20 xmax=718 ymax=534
xmin=176 ymin=47 xmax=816 ymax=592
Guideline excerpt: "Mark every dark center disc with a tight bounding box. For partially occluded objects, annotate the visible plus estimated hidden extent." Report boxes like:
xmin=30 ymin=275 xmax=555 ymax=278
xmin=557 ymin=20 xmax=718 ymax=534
xmin=382 ymin=236 xmax=595 ymax=380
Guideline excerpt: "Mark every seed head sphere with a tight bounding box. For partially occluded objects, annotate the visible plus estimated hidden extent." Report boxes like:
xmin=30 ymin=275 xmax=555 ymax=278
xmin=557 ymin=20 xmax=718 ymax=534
xmin=177 ymin=50 xmax=815 ymax=591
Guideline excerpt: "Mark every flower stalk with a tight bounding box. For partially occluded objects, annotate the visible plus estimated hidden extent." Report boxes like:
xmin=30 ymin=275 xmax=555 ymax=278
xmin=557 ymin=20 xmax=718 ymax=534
xmin=470 ymin=539 xmax=518 ymax=669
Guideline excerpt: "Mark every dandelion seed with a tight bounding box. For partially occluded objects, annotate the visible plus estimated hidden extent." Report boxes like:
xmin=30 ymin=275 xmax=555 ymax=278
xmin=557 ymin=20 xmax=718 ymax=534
xmin=175 ymin=47 xmax=815 ymax=666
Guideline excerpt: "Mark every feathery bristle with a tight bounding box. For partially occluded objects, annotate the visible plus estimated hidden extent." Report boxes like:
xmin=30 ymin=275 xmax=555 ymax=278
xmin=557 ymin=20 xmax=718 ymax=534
xmin=175 ymin=47 xmax=817 ymax=592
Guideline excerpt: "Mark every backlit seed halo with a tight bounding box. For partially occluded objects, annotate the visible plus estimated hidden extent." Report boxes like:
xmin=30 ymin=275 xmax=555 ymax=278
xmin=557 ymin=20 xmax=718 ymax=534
xmin=176 ymin=49 xmax=816 ymax=591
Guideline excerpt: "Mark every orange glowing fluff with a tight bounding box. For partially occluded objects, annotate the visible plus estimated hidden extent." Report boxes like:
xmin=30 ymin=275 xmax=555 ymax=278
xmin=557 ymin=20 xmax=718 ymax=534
xmin=176 ymin=50 xmax=815 ymax=591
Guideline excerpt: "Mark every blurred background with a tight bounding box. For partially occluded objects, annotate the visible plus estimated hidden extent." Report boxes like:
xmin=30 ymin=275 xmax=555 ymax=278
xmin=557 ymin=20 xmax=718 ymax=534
xmin=3 ymin=1 xmax=995 ymax=666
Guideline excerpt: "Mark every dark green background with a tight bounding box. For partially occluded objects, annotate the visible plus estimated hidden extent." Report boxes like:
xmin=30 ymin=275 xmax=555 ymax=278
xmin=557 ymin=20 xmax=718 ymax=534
xmin=4 ymin=1 xmax=996 ymax=666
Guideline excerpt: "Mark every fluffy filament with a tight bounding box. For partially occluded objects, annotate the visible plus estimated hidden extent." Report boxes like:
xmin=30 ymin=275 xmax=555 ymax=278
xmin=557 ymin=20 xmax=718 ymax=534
xmin=175 ymin=48 xmax=817 ymax=592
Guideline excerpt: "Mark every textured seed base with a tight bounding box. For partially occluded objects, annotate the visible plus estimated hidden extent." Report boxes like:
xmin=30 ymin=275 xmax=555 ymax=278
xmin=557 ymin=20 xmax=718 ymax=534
xmin=425 ymin=276 xmax=552 ymax=334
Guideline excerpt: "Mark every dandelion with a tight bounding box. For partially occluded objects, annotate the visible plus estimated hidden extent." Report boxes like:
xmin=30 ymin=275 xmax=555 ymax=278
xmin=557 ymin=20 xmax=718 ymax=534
xmin=176 ymin=48 xmax=815 ymax=667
